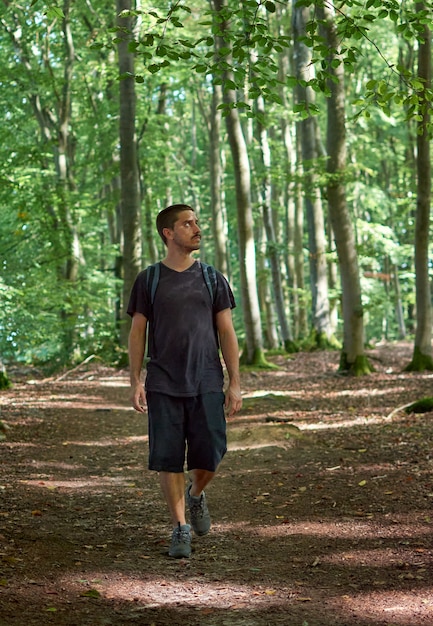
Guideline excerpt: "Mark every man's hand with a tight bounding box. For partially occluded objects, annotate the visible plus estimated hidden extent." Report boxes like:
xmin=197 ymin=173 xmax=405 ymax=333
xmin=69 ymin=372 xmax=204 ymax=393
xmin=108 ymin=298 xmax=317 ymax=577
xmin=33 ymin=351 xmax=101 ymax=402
xmin=130 ymin=382 xmax=147 ymax=413
xmin=224 ymin=383 xmax=242 ymax=417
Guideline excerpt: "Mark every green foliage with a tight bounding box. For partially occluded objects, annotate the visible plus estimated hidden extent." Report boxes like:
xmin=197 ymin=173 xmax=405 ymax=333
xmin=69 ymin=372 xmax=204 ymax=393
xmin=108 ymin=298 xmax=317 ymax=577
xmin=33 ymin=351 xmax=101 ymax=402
xmin=0 ymin=0 xmax=430 ymax=369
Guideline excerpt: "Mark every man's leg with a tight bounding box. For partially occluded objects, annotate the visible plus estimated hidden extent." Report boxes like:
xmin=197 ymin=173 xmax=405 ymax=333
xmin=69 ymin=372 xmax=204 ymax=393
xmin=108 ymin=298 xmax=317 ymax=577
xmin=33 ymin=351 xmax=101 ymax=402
xmin=159 ymin=471 xmax=187 ymax=526
xmin=189 ymin=469 xmax=215 ymax=497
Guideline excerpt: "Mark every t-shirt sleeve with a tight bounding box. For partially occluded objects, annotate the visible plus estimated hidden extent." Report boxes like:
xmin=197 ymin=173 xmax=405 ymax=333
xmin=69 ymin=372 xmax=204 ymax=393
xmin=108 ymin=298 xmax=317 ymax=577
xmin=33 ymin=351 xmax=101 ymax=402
xmin=214 ymin=271 xmax=236 ymax=313
xmin=126 ymin=270 xmax=151 ymax=318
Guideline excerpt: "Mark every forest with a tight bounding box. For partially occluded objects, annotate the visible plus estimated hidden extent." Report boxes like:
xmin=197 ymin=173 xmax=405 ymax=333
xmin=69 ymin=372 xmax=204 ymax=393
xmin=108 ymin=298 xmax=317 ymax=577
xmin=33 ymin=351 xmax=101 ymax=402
xmin=0 ymin=0 xmax=432 ymax=381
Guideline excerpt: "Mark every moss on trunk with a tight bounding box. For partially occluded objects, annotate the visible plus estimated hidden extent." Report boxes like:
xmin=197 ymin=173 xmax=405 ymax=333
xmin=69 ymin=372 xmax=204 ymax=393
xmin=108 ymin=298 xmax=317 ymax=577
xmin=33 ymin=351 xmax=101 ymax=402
xmin=240 ymin=347 xmax=276 ymax=370
xmin=338 ymin=352 xmax=373 ymax=376
xmin=283 ymin=339 xmax=299 ymax=354
xmin=404 ymin=347 xmax=433 ymax=372
xmin=405 ymin=397 xmax=433 ymax=413
xmin=0 ymin=371 xmax=11 ymax=390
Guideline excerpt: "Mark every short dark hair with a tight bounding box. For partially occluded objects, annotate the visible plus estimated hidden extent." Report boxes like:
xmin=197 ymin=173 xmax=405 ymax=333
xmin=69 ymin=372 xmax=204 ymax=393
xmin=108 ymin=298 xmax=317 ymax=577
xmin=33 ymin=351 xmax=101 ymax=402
xmin=156 ymin=204 xmax=194 ymax=245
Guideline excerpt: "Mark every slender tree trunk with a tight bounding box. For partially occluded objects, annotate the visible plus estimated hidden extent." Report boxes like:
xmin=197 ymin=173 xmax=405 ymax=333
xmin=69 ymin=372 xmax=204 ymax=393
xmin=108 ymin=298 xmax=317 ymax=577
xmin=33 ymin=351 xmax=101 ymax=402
xmin=256 ymin=95 xmax=293 ymax=349
xmin=393 ymin=265 xmax=406 ymax=340
xmin=258 ymin=227 xmax=279 ymax=349
xmin=294 ymin=129 xmax=308 ymax=338
xmin=292 ymin=0 xmax=332 ymax=346
xmin=406 ymin=5 xmax=433 ymax=371
xmin=318 ymin=1 xmax=371 ymax=373
xmin=211 ymin=0 xmax=265 ymax=365
xmin=210 ymin=81 xmax=229 ymax=275
xmin=0 ymin=359 xmax=11 ymax=390
xmin=117 ymin=0 xmax=142 ymax=348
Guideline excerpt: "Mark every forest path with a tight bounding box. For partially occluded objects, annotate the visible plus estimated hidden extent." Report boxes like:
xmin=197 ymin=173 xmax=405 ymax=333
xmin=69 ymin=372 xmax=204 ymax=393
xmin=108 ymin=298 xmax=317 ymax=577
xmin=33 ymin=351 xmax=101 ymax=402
xmin=1 ymin=343 xmax=433 ymax=626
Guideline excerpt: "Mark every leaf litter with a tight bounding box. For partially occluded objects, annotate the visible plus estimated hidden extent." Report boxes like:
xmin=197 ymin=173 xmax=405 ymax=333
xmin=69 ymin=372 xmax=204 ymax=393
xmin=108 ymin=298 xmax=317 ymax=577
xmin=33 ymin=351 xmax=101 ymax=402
xmin=1 ymin=342 xmax=433 ymax=625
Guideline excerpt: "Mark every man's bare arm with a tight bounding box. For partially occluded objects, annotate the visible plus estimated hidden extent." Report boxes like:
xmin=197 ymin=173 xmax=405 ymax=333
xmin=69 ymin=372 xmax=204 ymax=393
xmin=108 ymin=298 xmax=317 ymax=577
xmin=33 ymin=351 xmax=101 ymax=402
xmin=128 ymin=312 xmax=147 ymax=413
xmin=216 ymin=308 xmax=242 ymax=416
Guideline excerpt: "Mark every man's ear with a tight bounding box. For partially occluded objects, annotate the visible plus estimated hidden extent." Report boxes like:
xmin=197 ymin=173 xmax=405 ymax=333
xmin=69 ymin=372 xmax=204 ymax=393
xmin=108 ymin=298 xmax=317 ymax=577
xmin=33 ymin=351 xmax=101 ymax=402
xmin=163 ymin=227 xmax=173 ymax=241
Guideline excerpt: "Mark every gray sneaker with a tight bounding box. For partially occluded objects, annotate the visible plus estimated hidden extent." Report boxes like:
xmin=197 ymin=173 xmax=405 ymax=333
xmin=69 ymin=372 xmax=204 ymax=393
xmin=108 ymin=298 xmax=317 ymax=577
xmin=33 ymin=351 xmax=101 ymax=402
xmin=186 ymin=484 xmax=211 ymax=536
xmin=169 ymin=523 xmax=192 ymax=558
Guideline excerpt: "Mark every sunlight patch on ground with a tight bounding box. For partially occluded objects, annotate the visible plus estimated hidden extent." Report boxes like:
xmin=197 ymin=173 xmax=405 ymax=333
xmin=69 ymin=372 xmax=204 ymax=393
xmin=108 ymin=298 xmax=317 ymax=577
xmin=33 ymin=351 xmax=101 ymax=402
xmin=250 ymin=518 xmax=433 ymax=540
xmin=99 ymin=379 xmax=130 ymax=388
xmin=298 ymin=414 xmax=389 ymax=430
xmin=61 ymin=435 xmax=148 ymax=447
xmin=243 ymin=389 xmax=303 ymax=399
xmin=0 ymin=441 xmax=38 ymax=449
xmin=321 ymin=547 xmax=427 ymax=568
xmin=243 ymin=386 xmax=405 ymax=400
xmin=19 ymin=475 xmax=140 ymax=490
xmin=2 ymin=389 xmax=131 ymax=411
xmin=331 ymin=387 xmax=407 ymax=397
xmin=330 ymin=589 xmax=433 ymax=625
xmin=65 ymin=573 xmax=296 ymax=610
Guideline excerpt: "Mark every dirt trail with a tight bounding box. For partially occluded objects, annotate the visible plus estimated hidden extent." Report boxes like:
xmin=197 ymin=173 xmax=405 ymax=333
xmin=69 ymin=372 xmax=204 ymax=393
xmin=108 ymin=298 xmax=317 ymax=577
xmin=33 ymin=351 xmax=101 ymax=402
xmin=1 ymin=344 xmax=433 ymax=625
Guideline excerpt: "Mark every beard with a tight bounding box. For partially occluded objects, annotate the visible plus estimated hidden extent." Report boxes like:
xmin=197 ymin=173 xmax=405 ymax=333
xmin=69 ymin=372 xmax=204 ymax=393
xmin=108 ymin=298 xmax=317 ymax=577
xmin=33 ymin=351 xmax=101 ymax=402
xmin=173 ymin=234 xmax=201 ymax=252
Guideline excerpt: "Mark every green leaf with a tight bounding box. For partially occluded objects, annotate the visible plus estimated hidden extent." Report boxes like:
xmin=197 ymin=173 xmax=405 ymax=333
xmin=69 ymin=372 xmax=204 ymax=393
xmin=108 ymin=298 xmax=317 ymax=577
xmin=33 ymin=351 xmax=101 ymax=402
xmin=45 ymin=7 xmax=64 ymax=19
xmin=128 ymin=41 xmax=139 ymax=53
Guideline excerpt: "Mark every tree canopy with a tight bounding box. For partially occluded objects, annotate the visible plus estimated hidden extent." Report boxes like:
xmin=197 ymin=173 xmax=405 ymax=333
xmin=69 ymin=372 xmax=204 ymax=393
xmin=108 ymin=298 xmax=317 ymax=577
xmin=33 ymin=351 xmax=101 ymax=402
xmin=0 ymin=0 xmax=431 ymax=371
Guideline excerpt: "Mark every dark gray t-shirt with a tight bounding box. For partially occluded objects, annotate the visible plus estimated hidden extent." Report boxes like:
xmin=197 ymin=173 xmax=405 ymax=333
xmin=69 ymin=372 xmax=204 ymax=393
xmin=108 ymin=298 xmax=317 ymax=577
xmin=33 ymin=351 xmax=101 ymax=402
xmin=127 ymin=261 xmax=236 ymax=397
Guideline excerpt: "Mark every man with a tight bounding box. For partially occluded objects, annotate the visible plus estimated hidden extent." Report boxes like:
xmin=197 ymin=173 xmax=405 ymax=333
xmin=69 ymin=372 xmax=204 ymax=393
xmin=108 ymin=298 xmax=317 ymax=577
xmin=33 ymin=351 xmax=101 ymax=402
xmin=127 ymin=204 xmax=242 ymax=558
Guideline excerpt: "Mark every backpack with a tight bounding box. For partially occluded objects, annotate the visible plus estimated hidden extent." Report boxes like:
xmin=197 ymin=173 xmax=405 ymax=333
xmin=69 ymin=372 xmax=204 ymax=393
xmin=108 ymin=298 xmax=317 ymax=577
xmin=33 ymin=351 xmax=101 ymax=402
xmin=145 ymin=261 xmax=218 ymax=306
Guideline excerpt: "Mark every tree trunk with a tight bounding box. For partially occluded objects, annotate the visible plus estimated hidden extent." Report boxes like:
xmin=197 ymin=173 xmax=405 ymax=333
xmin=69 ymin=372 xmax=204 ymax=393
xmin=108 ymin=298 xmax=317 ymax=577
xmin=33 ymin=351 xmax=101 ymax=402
xmin=318 ymin=0 xmax=371 ymax=374
xmin=0 ymin=359 xmax=11 ymax=390
xmin=210 ymin=81 xmax=229 ymax=276
xmin=117 ymin=0 xmax=142 ymax=348
xmin=211 ymin=0 xmax=265 ymax=365
xmin=406 ymin=5 xmax=433 ymax=371
xmin=292 ymin=0 xmax=332 ymax=346
xmin=256 ymin=95 xmax=293 ymax=350
xmin=393 ymin=265 xmax=406 ymax=340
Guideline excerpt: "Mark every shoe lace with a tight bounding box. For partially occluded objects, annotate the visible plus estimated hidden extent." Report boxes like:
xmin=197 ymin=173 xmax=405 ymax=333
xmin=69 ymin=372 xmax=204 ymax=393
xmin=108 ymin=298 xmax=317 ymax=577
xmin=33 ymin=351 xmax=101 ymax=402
xmin=173 ymin=523 xmax=190 ymax=543
xmin=189 ymin=494 xmax=206 ymax=518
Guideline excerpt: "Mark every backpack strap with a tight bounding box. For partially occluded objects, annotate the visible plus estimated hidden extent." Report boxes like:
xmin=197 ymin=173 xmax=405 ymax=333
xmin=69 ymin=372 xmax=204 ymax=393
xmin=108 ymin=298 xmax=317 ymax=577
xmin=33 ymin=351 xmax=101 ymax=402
xmin=146 ymin=261 xmax=216 ymax=306
xmin=145 ymin=262 xmax=161 ymax=306
xmin=200 ymin=262 xmax=217 ymax=303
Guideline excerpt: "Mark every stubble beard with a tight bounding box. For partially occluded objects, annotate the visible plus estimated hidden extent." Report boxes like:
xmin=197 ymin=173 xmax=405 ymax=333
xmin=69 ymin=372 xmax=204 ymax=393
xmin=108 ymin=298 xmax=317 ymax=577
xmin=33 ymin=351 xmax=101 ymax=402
xmin=174 ymin=234 xmax=201 ymax=253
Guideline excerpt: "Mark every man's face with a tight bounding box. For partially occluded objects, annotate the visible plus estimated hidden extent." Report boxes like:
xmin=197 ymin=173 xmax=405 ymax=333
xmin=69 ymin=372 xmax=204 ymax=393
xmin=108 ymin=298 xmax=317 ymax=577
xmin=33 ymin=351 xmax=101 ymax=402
xmin=167 ymin=210 xmax=202 ymax=252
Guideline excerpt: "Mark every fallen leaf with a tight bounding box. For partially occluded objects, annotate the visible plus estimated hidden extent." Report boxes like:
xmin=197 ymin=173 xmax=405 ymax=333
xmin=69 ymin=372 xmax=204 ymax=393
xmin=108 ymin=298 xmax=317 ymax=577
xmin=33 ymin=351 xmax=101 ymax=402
xmin=81 ymin=588 xmax=101 ymax=598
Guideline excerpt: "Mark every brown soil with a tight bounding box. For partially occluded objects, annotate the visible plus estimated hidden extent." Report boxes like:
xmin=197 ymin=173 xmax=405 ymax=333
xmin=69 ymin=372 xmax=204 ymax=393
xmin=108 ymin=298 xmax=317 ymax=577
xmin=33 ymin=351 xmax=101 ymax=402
xmin=1 ymin=343 xmax=433 ymax=626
